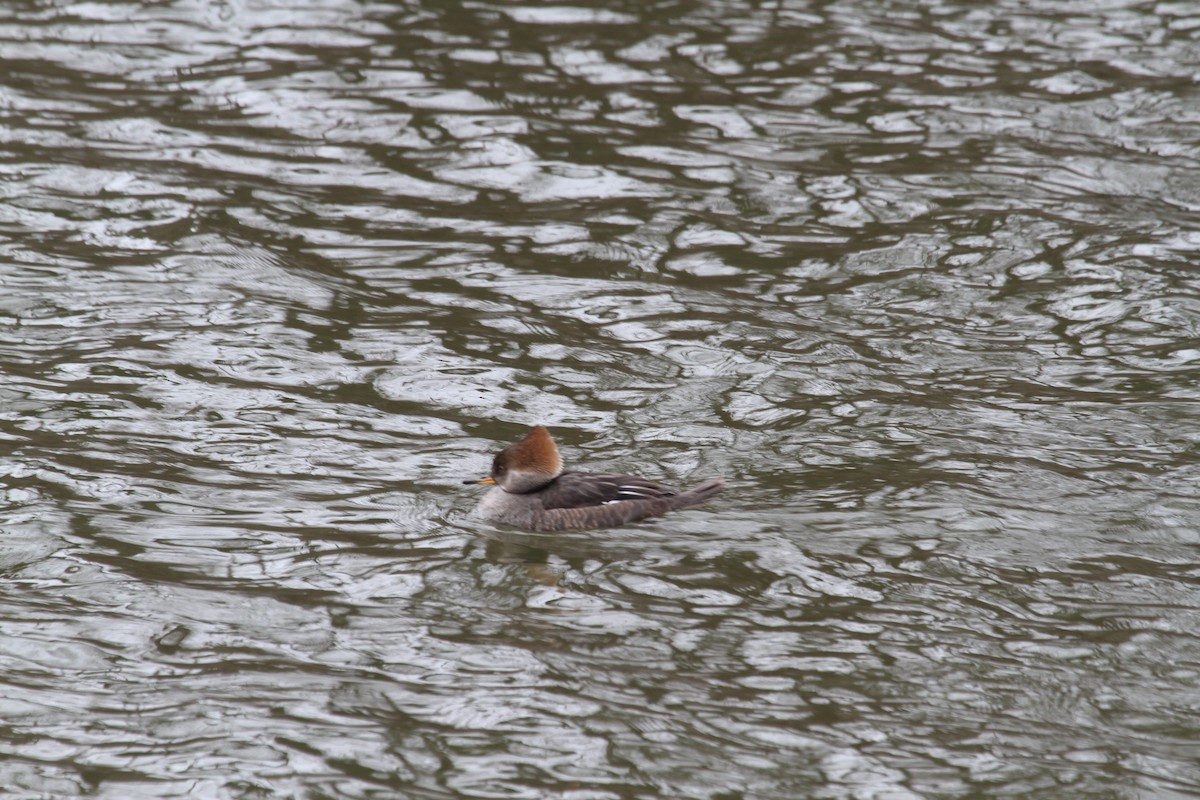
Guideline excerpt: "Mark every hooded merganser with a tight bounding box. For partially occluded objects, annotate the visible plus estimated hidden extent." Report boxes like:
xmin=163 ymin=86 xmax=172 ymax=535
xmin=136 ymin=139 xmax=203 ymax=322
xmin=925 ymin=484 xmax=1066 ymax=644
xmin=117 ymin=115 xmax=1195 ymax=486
xmin=463 ymin=425 xmax=725 ymax=531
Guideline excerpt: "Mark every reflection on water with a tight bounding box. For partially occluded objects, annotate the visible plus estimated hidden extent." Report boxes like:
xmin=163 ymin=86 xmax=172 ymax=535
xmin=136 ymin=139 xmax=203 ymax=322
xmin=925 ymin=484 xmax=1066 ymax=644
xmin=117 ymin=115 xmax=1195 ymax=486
xmin=2 ymin=0 xmax=1199 ymax=797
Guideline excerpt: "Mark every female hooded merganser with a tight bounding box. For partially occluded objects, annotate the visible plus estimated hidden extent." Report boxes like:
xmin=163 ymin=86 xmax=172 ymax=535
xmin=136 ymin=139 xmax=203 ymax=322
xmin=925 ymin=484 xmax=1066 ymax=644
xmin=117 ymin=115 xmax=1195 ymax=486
xmin=463 ymin=425 xmax=724 ymax=531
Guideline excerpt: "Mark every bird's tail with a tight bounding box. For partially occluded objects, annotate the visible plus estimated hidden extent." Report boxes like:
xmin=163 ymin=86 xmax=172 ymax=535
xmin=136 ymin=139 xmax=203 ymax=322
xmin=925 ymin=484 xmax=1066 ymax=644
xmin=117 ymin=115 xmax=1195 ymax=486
xmin=670 ymin=477 xmax=725 ymax=510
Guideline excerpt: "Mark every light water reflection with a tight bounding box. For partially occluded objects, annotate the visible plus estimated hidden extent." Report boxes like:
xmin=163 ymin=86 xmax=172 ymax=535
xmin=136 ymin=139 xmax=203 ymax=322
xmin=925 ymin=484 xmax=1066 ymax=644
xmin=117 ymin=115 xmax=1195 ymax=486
xmin=1 ymin=0 xmax=1199 ymax=797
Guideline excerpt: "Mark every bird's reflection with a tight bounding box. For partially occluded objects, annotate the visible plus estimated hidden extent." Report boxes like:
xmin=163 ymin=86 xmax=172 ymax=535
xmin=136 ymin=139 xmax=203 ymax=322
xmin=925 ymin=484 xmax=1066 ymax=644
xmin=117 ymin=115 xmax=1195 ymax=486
xmin=478 ymin=528 xmax=646 ymax=586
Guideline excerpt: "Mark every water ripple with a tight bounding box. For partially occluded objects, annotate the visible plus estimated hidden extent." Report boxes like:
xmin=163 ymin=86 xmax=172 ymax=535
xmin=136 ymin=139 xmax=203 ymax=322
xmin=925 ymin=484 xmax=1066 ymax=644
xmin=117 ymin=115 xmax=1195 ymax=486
xmin=1 ymin=0 xmax=1198 ymax=797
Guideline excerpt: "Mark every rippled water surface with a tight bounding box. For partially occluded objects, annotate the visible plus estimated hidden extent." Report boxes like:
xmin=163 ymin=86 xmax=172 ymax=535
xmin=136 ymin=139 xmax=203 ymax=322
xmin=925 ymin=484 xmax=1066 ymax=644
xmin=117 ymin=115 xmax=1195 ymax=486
xmin=2 ymin=0 xmax=1199 ymax=797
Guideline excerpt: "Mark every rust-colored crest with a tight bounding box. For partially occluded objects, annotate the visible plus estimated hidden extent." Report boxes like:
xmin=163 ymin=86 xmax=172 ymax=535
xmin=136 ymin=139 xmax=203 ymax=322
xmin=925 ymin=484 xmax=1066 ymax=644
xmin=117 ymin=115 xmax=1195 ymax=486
xmin=512 ymin=425 xmax=563 ymax=476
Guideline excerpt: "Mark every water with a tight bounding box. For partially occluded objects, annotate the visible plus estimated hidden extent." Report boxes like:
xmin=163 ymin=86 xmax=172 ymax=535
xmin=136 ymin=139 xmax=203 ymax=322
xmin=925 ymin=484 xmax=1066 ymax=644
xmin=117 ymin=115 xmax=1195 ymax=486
xmin=1 ymin=0 xmax=1198 ymax=797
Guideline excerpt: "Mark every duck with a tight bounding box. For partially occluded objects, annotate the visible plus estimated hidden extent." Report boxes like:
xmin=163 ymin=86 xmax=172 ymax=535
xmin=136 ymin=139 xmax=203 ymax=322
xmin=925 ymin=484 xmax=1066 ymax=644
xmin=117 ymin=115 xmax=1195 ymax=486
xmin=463 ymin=425 xmax=724 ymax=531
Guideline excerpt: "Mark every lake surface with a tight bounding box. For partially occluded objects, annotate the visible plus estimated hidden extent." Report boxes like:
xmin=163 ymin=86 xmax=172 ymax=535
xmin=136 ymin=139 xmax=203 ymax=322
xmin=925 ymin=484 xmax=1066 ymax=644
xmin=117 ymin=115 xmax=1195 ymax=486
xmin=1 ymin=1 xmax=1198 ymax=797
